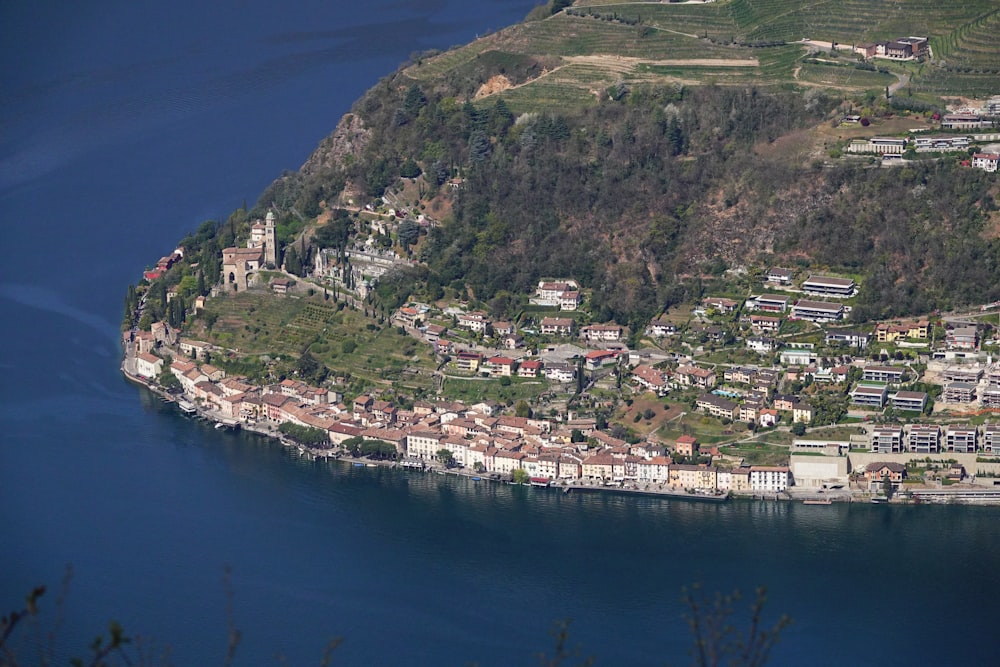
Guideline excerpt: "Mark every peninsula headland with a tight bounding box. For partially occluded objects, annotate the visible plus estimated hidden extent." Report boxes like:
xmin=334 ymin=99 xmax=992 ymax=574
xmin=122 ymin=0 xmax=1000 ymax=505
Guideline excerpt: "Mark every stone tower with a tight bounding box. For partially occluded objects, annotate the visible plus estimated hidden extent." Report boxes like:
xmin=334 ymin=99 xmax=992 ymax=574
xmin=264 ymin=210 xmax=277 ymax=268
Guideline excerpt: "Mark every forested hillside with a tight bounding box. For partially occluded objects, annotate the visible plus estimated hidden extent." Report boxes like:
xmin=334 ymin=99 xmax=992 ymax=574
xmin=250 ymin=0 xmax=1000 ymax=330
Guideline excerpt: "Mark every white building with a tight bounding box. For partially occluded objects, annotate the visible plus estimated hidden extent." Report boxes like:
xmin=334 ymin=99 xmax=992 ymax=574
xmin=972 ymin=153 xmax=999 ymax=173
xmin=801 ymin=275 xmax=856 ymax=298
xmin=766 ymin=267 xmax=793 ymax=284
xmin=457 ymin=312 xmax=489 ymax=333
xmin=544 ymin=363 xmax=576 ymax=383
xmin=636 ymin=457 xmax=673 ymax=484
xmin=846 ymin=137 xmax=906 ymax=155
xmin=135 ymin=352 xmax=163 ymax=380
xmin=749 ymin=466 xmax=791 ymax=493
xmin=406 ymin=431 xmax=445 ymax=461
xmin=791 ymin=300 xmax=844 ymax=322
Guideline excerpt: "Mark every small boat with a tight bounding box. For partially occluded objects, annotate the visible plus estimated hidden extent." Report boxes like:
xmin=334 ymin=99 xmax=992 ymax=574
xmin=365 ymin=463 xmax=376 ymax=468
xmin=803 ymin=499 xmax=833 ymax=505
xmin=352 ymin=462 xmax=365 ymax=468
xmin=471 ymin=476 xmax=482 ymax=481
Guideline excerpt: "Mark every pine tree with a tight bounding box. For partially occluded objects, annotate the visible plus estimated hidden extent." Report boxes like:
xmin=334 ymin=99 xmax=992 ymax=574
xmin=468 ymin=130 xmax=491 ymax=164
xmin=285 ymin=247 xmax=301 ymax=276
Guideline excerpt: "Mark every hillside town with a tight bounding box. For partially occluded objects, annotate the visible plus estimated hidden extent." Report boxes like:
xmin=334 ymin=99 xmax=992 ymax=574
xmin=124 ymin=247 xmax=1000 ymax=504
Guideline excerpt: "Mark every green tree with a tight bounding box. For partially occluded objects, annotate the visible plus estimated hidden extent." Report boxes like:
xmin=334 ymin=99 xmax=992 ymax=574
xmin=360 ymin=440 xmax=398 ymax=460
xmin=399 ymin=158 xmax=422 ymax=179
xmin=177 ymin=274 xmax=199 ymax=299
xmin=285 ymin=246 xmax=302 ymax=276
xmin=314 ymin=219 xmax=353 ymax=252
xmin=468 ymin=130 xmax=491 ymax=164
xmin=403 ymin=84 xmax=427 ymax=116
xmin=397 ymin=219 xmax=420 ymax=251
xmin=437 ymin=448 xmax=455 ymax=467
xmin=882 ymin=473 xmax=895 ymax=499
xmin=201 ymin=239 xmax=221 ymax=285
xmin=278 ymin=422 xmax=329 ymax=447
xmin=512 ymin=468 xmax=531 ymax=484
xmin=790 ymin=422 xmax=806 ymax=436
xmin=488 ymin=98 xmax=514 ymax=137
xmin=343 ymin=436 xmax=366 ymax=456
xmin=296 ymin=350 xmax=328 ymax=385
xmin=157 ymin=368 xmax=181 ymax=392
xmin=515 ymin=400 xmax=532 ymax=418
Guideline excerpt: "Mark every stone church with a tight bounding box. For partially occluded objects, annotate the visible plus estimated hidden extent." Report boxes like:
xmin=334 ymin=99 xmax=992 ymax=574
xmin=222 ymin=211 xmax=278 ymax=290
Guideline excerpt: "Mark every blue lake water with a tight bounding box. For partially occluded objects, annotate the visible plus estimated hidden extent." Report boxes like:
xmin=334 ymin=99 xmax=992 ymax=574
xmin=3 ymin=1 xmax=1000 ymax=665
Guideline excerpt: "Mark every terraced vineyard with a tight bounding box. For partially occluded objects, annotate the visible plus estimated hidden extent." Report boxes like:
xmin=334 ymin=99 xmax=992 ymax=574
xmin=405 ymin=0 xmax=999 ymax=110
xmin=491 ymin=13 xmax=744 ymax=60
xmin=571 ymin=2 xmax=740 ymax=40
xmin=202 ymin=292 xmax=337 ymax=356
xmin=932 ymin=6 xmax=1000 ymax=63
xmin=910 ymin=65 xmax=1000 ymax=97
xmin=574 ymin=0 xmax=1000 ymax=45
xmin=796 ymin=62 xmax=897 ymax=89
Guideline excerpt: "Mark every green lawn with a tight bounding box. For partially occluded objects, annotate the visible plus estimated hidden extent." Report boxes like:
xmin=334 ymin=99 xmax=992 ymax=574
xmin=657 ymin=411 xmax=750 ymax=445
xmin=798 ymin=425 xmax=866 ymax=440
xmin=753 ymin=430 xmax=795 ymax=446
xmin=441 ymin=376 xmax=550 ymax=405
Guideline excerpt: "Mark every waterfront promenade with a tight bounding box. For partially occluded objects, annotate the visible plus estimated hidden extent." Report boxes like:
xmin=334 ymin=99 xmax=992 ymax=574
xmin=121 ymin=356 xmax=1000 ymax=506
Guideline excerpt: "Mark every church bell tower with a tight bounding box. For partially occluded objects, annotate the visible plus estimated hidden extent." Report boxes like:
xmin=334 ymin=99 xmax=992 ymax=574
xmin=264 ymin=210 xmax=277 ymax=268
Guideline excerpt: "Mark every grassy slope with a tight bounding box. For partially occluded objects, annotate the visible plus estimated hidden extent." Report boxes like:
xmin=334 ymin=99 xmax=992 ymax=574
xmin=196 ymin=291 xmax=439 ymax=392
xmin=404 ymin=0 xmax=1000 ymax=110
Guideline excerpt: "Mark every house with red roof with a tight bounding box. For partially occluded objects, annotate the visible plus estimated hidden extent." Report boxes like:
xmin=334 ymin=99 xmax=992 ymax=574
xmin=585 ymin=349 xmax=618 ymax=370
xmin=632 ymin=364 xmax=669 ymax=396
xmin=517 ymin=360 xmax=543 ymax=378
xmin=485 ymin=356 xmax=516 ymax=377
